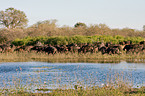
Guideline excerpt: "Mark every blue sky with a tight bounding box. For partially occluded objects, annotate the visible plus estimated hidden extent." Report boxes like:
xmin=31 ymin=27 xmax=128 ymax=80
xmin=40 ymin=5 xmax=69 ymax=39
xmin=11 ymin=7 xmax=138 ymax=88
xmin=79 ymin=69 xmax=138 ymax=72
xmin=0 ymin=0 xmax=145 ymax=30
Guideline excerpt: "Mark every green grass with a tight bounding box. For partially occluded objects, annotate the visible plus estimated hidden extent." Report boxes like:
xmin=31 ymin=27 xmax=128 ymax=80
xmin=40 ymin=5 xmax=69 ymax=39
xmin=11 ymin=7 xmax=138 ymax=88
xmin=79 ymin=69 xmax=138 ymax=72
xmin=1 ymin=84 xmax=145 ymax=96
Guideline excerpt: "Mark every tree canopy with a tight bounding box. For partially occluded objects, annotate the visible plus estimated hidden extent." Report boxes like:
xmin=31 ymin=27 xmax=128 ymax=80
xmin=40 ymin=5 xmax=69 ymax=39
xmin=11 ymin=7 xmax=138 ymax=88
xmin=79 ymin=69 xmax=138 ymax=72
xmin=31 ymin=19 xmax=57 ymax=28
xmin=143 ymin=25 xmax=145 ymax=31
xmin=74 ymin=22 xmax=87 ymax=28
xmin=0 ymin=7 xmax=28 ymax=29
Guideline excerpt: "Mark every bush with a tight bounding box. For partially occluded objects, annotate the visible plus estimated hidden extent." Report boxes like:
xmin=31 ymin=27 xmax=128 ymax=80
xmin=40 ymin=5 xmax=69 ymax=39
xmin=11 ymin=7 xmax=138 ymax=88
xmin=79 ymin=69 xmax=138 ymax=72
xmin=12 ymin=35 xmax=145 ymax=46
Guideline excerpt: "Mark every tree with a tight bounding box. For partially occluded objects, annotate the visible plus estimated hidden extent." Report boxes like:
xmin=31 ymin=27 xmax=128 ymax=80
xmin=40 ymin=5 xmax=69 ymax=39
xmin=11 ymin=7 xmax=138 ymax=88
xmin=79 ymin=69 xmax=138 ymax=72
xmin=143 ymin=25 xmax=145 ymax=31
xmin=32 ymin=19 xmax=57 ymax=28
xmin=0 ymin=7 xmax=28 ymax=29
xmin=74 ymin=22 xmax=87 ymax=28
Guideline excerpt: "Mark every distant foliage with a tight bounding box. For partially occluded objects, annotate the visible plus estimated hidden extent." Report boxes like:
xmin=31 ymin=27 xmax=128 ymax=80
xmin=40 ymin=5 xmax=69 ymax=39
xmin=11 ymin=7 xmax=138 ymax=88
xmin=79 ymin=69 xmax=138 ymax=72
xmin=0 ymin=7 xmax=28 ymax=29
xmin=12 ymin=35 xmax=144 ymax=46
xmin=143 ymin=25 xmax=145 ymax=31
xmin=0 ymin=17 xmax=145 ymax=44
xmin=74 ymin=22 xmax=87 ymax=28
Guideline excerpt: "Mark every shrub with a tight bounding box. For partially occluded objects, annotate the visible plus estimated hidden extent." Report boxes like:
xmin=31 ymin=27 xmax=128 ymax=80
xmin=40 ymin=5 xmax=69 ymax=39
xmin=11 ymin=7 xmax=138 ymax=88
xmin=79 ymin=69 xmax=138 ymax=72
xmin=12 ymin=35 xmax=145 ymax=46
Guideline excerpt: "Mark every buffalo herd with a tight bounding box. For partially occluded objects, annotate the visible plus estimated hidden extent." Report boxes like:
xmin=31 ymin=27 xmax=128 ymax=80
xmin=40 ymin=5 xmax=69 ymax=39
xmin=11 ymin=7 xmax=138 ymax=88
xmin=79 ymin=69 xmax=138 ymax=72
xmin=0 ymin=40 xmax=145 ymax=55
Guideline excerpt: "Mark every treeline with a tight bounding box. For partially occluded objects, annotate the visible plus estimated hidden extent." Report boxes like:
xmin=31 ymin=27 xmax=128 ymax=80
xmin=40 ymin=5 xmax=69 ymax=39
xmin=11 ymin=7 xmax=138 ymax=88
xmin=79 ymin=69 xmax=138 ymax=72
xmin=12 ymin=35 xmax=144 ymax=46
xmin=0 ymin=20 xmax=145 ymax=44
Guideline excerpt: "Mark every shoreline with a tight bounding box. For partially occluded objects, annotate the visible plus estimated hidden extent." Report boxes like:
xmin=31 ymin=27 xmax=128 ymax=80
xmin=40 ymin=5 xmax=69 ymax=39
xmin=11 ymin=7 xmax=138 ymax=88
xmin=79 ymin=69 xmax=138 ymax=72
xmin=0 ymin=52 xmax=145 ymax=63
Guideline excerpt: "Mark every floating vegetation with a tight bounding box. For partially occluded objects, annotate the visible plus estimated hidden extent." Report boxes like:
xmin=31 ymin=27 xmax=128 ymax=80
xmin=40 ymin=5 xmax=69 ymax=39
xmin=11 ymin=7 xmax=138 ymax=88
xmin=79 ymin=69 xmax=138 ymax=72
xmin=33 ymin=66 xmax=53 ymax=69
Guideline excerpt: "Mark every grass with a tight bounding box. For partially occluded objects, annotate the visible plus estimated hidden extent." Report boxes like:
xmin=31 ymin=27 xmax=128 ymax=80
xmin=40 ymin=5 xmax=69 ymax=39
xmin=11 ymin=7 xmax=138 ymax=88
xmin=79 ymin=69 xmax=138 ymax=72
xmin=0 ymin=51 xmax=145 ymax=63
xmin=1 ymin=82 xmax=145 ymax=96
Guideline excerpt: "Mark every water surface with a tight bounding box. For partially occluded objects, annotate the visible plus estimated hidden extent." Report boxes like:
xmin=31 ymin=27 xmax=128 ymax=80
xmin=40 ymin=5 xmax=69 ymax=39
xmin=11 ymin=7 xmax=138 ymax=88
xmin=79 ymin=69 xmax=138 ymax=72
xmin=0 ymin=61 xmax=145 ymax=92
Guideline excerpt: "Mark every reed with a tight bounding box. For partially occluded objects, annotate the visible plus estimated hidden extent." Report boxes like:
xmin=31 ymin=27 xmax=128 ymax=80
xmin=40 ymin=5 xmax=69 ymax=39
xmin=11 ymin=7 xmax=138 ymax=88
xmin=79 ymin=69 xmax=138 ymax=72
xmin=0 ymin=51 xmax=145 ymax=63
xmin=0 ymin=68 xmax=144 ymax=96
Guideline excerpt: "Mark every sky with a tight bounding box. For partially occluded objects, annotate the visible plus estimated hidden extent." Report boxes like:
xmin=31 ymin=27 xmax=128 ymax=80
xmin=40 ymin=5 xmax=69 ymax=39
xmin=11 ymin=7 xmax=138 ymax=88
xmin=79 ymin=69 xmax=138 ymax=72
xmin=0 ymin=0 xmax=145 ymax=30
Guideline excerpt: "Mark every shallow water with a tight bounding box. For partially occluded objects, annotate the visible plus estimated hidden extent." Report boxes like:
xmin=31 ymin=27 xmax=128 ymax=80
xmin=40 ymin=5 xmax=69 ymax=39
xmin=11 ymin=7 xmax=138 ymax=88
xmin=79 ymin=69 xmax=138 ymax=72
xmin=0 ymin=61 xmax=145 ymax=92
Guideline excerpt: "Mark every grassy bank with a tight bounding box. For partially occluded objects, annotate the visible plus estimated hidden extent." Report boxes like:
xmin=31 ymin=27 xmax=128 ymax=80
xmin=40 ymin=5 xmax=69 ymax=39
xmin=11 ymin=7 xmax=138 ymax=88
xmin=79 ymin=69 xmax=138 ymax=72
xmin=2 ymin=87 xmax=145 ymax=96
xmin=0 ymin=51 xmax=145 ymax=63
xmin=1 ymin=81 xmax=145 ymax=96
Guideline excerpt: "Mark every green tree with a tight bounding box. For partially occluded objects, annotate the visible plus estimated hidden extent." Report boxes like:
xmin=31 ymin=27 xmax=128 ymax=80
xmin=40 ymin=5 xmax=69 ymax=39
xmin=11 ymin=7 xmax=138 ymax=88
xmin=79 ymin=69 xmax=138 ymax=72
xmin=0 ymin=7 xmax=28 ymax=29
xmin=74 ymin=22 xmax=87 ymax=28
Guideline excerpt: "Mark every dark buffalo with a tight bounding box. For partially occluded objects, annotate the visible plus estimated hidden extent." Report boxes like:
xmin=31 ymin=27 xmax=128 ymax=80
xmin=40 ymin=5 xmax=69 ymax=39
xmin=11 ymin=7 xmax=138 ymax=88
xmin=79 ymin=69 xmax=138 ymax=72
xmin=54 ymin=45 xmax=68 ymax=53
xmin=106 ymin=47 xmax=120 ymax=54
xmin=123 ymin=44 xmax=143 ymax=54
xmin=43 ymin=45 xmax=57 ymax=54
xmin=140 ymin=41 xmax=145 ymax=45
xmin=99 ymin=46 xmax=107 ymax=54
xmin=67 ymin=43 xmax=80 ymax=53
xmin=78 ymin=43 xmax=94 ymax=53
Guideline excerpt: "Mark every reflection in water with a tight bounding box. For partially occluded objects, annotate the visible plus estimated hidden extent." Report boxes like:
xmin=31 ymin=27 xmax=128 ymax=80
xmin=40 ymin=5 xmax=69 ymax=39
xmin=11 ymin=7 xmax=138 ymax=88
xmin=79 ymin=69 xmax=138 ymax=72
xmin=0 ymin=61 xmax=145 ymax=92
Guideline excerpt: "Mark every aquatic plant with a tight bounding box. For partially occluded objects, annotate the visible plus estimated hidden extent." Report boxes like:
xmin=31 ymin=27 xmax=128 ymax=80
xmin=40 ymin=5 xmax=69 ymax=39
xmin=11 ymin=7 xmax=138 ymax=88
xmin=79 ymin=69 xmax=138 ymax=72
xmin=0 ymin=68 xmax=144 ymax=96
